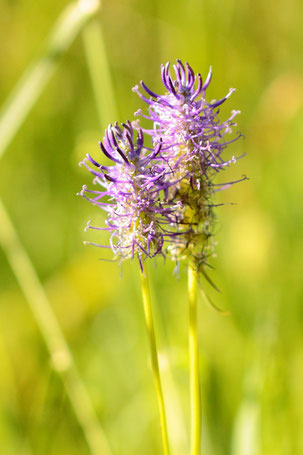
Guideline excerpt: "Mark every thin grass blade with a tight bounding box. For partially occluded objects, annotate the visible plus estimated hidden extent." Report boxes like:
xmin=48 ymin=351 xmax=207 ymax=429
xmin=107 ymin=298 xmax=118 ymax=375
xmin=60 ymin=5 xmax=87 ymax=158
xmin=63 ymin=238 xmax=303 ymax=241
xmin=0 ymin=198 xmax=112 ymax=455
xmin=0 ymin=0 xmax=100 ymax=158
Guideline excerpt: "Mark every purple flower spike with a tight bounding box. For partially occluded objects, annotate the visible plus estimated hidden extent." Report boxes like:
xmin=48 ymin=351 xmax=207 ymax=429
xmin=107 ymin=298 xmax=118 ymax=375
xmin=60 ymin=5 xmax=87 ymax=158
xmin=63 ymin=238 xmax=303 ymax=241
xmin=79 ymin=122 xmax=177 ymax=264
xmin=134 ymin=59 xmax=245 ymax=268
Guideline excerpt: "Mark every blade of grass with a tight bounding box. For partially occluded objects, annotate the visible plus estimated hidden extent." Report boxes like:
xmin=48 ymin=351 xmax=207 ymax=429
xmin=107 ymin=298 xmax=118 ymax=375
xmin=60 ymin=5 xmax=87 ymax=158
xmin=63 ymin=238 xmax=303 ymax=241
xmin=0 ymin=198 xmax=113 ymax=455
xmin=82 ymin=18 xmax=118 ymax=130
xmin=0 ymin=0 xmax=100 ymax=159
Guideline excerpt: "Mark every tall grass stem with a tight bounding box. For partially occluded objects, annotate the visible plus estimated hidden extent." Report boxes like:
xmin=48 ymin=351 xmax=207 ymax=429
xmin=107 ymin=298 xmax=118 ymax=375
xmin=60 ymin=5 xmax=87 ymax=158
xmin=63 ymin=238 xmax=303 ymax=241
xmin=140 ymin=262 xmax=171 ymax=455
xmin=0 ymin=198 xmax=112 ymax=455
xmin=82 ymin=18 xmax=118 ymax=130
xmin=0 ymin=0 xmax=100 ymax=158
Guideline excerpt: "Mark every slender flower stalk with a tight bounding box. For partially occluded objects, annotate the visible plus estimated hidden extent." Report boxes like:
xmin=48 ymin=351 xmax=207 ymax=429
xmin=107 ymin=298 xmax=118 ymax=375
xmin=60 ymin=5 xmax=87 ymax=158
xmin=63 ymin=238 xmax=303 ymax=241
xmin=140 ymin=262 xmax=171 ymax=455
xmin=188 ymin=261 xmax=201 ymax=455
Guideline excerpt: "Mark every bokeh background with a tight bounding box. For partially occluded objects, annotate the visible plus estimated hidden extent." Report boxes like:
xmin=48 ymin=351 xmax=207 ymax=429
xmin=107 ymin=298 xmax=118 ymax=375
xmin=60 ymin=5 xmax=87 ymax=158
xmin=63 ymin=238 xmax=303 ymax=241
xmin=1 ymin=0 xmax=303 ymax=454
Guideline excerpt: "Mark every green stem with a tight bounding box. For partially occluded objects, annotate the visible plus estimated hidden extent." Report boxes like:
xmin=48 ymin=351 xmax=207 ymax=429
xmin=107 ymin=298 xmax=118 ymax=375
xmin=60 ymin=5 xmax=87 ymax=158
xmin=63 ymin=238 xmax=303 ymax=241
xmin=188 ymin=261 xmax=201 ymax=455
xmin=140 ymin=262 xmax=171 ymax=455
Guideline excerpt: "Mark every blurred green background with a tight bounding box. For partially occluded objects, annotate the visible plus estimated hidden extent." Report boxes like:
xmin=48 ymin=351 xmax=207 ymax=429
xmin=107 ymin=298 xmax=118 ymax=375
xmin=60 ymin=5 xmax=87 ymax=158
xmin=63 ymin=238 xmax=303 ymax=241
xmin=1 ymin=0 xmax=303 ymax=454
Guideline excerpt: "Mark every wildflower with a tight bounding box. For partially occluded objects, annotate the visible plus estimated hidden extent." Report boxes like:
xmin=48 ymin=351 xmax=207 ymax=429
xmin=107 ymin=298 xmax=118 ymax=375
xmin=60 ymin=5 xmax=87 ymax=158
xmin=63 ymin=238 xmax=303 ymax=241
xmin=79 ymin=121 xmax=175 ymax=268
xmin=133 ymin=60 xmax=246 ymax=269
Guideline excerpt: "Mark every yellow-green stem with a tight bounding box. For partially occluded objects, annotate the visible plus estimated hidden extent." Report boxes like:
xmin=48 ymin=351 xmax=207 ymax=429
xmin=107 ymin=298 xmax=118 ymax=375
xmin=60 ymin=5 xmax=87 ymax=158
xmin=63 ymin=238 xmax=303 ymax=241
xmin=140 ymin=262 xmax=171 ymax=455
xmin=188 ymin=262 xmax=201 ymax=455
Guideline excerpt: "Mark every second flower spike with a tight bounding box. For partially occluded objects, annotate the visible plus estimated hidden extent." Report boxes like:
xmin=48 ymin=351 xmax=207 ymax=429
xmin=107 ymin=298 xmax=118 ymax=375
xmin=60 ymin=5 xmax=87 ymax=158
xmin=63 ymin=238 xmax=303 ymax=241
xmin=80 ymin=122 xmax=174 ymax=268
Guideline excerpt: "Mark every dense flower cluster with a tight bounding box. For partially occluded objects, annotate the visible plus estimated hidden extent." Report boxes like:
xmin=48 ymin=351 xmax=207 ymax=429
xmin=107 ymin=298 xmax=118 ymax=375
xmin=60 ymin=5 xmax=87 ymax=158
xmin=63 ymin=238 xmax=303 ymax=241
xmin=80 ymin=60 xmax=244 ymax=269
xmin=79 ymin=122 xmax=180 ymax=268
xmin=133 ymin=60 xmax=245 ymax=267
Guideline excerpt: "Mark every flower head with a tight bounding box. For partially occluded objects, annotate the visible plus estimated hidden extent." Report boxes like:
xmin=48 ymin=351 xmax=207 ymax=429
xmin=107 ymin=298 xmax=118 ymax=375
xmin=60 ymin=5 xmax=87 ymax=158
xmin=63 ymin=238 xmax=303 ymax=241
xmin=133 ymin=60 xmax=246 ymax=268
xmin=79 ymin=122 xmax=171 ymax=268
